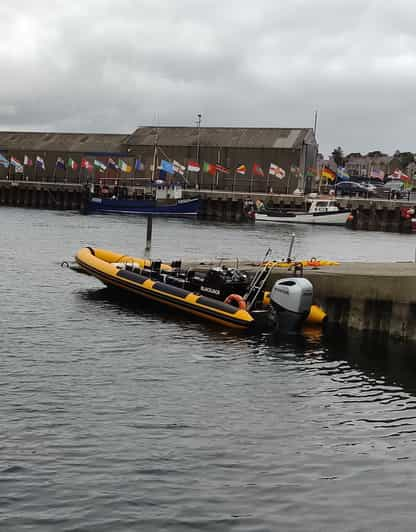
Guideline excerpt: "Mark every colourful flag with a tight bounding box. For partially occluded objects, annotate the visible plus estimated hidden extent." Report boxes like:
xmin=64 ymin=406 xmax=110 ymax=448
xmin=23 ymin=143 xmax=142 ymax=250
xmin=203 ymin=162 xmax=216 ymax=176
xmin=135 ymin=159 xmax=144 ymax=171
xmin=173 ymin=160 xmax=186 ymax=176
xmin=336 ymin=167 xmax=350 ymax=181
xmin=94 ymin=159 xmax=107 ymax=171
xmin=392 ymin=169 xmax=410 ymax=182
xmin=370 ymin=168 xmax=384 ymax=180
xmin=23 ymin=155 xmax=33 ymax=166
xmin=269 ymin=163 xmax=285 ymax=179
xmin=81 ymin=159 xmax=93 ymax=170
xmin=0 ymin=153 xmax=9 ymax=168
xmin=215 ymin=163 xmax=229 ymax=174
xmin=118 ymin=159 xmax=132 ymax=173
xmin=108 ymin=158 xmax=119 ymax=170
xmin=67 ymin=157 xmax=78 ymax=170
xmin=252 ymin=163 xmax=264 ymax=177
xmin=36 ymin=156 xmax=45 ymax=170
xmin=56 ymin=157 xmax=65 ymax=169
xmin=160 ymin=160 xmax=174 ymax=175
xmin=10 ymin=156 xmax=21 ymax=167
xmin=187 ymin=160 xmax=200 ymax=173
xmin=321 ymin=166 xmax=336 ymax=181
xmin=236 ymin=164 xmax=247 ymax=175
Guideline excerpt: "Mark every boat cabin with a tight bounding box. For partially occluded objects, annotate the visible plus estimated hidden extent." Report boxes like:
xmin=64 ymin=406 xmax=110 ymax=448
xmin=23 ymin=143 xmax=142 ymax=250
xmin=305 ymin=199 xmax=340 ymax=213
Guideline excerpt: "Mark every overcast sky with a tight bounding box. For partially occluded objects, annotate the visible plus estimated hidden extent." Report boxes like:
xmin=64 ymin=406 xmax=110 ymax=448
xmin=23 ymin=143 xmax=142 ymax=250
xmin=1 ymin=0 xmax=415 ymax=157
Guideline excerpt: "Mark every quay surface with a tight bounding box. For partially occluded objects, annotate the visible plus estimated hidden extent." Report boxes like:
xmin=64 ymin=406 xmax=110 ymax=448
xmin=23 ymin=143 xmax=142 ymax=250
xmin=185 ymin=259 xmax=416 ymax=341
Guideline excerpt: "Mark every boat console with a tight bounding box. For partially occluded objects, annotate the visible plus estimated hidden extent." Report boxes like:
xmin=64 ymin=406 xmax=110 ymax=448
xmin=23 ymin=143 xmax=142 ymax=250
xmin=120 ymin=260 xmax=249 ymax=300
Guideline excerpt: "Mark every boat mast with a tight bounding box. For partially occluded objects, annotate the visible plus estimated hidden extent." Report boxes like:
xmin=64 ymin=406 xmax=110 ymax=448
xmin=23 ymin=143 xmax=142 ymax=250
xmin=151 ymin=129 xmax=159 ymax=193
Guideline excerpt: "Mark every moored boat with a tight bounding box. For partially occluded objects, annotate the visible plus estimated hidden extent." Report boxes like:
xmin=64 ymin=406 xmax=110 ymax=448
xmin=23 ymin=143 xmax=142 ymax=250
xmin=74 ymin=247 xmax=321 ymax=331
xmin=255 ymin=198 xmax=351 ymax=226
xmin=87 ymin=184 xmax=200 ymax=216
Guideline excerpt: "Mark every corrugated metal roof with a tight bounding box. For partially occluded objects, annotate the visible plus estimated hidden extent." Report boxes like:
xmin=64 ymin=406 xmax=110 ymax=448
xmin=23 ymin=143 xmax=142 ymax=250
xmin=0 ymin=131 xmax=129 ymax=153
xmin=126 ymin=127 xmax=314 ymax=149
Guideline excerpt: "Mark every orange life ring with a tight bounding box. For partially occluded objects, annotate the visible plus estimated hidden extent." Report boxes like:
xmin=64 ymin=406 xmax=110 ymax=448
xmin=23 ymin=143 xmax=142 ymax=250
xmin=224 ymin=294 xmax=247 ymax=310
xmin=307 ymin=257 xmax=320 ymax=267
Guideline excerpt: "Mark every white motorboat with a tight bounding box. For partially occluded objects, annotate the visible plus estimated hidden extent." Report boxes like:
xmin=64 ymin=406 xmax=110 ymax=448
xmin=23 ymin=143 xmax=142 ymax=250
xmin=255 ymin=198 xmax=351 ymax=226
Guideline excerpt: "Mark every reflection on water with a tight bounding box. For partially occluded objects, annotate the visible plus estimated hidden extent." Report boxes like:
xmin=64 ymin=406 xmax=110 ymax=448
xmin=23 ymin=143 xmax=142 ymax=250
xmin=2 ymin=207 xmax=416 ymax=531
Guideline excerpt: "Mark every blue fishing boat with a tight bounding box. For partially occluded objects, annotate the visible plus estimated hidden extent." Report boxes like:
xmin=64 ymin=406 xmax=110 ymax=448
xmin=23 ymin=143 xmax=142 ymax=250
xmin=86 ymin=137 xmax=200 ymax=216
xmin=87 ymin=185 xmax=200 ymax=216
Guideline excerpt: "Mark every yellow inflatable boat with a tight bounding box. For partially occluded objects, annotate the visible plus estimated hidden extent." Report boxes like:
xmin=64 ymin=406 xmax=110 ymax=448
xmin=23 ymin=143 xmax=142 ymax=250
xmin=75 ymin=247 xmax=255 ymax=330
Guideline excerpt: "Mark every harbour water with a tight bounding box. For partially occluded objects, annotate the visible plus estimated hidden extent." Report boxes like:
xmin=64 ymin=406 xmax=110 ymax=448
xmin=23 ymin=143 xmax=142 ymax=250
xmin=2 ymin=207 xmax=416 ymax=531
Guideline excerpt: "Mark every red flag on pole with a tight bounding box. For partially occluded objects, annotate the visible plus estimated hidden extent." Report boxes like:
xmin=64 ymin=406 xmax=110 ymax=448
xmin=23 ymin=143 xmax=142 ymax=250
xmin=252 ymin=163 xmax=264 ymax=177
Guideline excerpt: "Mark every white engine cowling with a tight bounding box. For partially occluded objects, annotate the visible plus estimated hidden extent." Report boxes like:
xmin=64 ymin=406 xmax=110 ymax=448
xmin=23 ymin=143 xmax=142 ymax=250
xmin=270 ymin=277 xmax=313 ymax=331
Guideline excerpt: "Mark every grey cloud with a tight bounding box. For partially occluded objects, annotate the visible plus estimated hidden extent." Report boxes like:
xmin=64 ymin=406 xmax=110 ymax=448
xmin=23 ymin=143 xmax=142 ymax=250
xmin=1 ymin=0 xmax=416 ymax=155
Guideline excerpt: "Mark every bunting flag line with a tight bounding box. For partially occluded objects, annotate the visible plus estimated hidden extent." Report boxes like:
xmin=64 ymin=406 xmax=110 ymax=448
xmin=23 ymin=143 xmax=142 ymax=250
xmin=118 ymin=159 xmax=132 ymax=173
xmin=236 ymin=164 xmax=247 ymax=175
xmin=67 ymin=157 xmax=78 ymax=170
xmin=94 ymin=159 xmax=107 ymax=172
xmin=252 ymin=163 xmax=264 ymax=177
xmin=36 ymin=156 xmax=45 ymax=170
xmin=24 ymin=155 xmax=33 ymax=166
xmin=187 ymin=160 xmax=200 ymax=172
xmin=203 ymin=162 xmax=216 ymax=176
xmin=321 ymin=166 xmax=336 ymax=181
xmin=108 ymin=158 xmax=119 ymax=170
xmin=56 ymin=157 xmax=66 ymax=170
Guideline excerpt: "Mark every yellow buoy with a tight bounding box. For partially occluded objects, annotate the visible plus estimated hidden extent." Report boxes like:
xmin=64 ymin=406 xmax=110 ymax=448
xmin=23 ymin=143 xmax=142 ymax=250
xmin=306 ymin=304 xmax=327 ymax=325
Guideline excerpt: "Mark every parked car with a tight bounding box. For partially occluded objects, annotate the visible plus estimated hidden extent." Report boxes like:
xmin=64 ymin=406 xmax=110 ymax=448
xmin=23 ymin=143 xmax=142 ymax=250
xmin=334 ymin=181 xmax=373 ymax=197
xmin=359 ymin=180 xmax=385 ymax=197
xmin=383 ymin=180 xmax=408 ymax=199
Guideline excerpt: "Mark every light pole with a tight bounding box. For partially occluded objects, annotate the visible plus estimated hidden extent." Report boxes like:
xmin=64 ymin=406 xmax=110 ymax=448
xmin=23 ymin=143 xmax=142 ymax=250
xmin=196 ymin=114 xmax=202 ymax=189
xmin=196 ymin=113 xmax=202 ymax=161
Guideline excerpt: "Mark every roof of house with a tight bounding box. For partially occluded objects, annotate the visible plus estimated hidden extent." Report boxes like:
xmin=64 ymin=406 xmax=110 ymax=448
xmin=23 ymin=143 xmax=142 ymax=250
xmin=0 ymin=131 xmax=129 ymax=153
xmin=126 ymin=126 xmax=316 ymax=149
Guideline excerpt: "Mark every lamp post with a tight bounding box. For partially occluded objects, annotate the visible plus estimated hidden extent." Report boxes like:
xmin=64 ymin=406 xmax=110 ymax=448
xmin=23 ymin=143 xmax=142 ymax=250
xmin=196 ymin=113 xmax=202 ymax=189
xmin=196 ymin=113 xmax=202 ymax=161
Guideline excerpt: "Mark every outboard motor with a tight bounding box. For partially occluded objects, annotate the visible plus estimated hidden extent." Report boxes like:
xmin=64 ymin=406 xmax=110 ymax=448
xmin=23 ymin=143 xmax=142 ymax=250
xmin=270 ymin=277 xmax=313 ymax=332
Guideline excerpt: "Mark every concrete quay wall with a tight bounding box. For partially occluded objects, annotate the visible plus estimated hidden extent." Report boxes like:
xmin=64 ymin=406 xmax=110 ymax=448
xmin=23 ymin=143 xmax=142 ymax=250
xmin=0 ymin=180 xmax=415 ymax=232
xmin=186 ymin=260 xmax=416 ymax=341
xmin=0 ymin=180 xmax=89 ymax=211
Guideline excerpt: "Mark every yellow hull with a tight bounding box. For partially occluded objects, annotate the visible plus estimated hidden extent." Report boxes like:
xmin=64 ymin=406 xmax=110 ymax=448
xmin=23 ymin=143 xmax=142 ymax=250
xmin=75 ymin=247 xmax=254 ymax=330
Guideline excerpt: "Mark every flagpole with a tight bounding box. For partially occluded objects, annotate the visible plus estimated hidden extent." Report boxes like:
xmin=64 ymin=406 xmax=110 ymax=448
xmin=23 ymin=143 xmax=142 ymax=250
xmin=53 ymin=160 xmax=57 ymax=183
xmin=7 ymin=156 xmax=11 ymax=180
xmin=151 ymin=134 xmax=158 ymax=194
xmin=133 ymin=158 xmax=138 ymax=188
xmin=266 ymin=170 xmax=270 ymax=193
xmin=232 ymin=171 xmax=236 ymax=192
xmin=78 ymin=161 xmax=82 ymax=184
